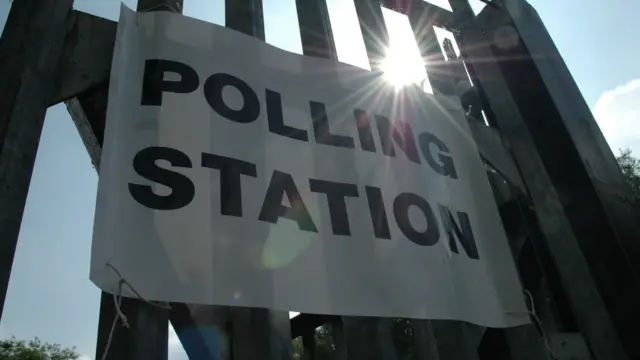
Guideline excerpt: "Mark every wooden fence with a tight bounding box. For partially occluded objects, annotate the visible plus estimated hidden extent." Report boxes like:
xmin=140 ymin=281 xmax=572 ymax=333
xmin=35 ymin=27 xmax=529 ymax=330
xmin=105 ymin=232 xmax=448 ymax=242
xmin=1 ymin=0 xmax=639 ymax=359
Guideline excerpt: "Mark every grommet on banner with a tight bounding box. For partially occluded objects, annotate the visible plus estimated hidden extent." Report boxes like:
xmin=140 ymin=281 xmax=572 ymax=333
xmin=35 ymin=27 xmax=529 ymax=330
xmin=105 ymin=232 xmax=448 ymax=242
xmin=100 ymin=263 xmax=171 ymax=360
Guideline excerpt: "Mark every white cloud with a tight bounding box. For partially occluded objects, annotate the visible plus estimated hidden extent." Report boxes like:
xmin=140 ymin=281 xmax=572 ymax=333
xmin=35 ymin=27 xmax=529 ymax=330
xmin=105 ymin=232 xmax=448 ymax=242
xmin=593 ymin=78 xmax=640 ymax=155
xmin=78 ymin=355 xmax=92 ymax=360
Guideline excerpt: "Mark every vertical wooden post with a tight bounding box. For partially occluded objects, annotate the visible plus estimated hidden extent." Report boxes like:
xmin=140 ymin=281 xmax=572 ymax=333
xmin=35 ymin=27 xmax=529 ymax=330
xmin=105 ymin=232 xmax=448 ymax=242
xmin=230 ymin=308 xmax=292 ymax=360
xmin=342 ymin=317 xmax=398 ymax=360
xmin=353 ymin=0 xmax=389 ymax=71
xmin=405 ymin=1 xmax=455 ymax=95
xmin=318 ymin=3 xmax=399 ymax=358
xmin=0 ymin=0 xmax=74 ymax=321
xmin=411 ymin=320 xmax=441 ymax=360
xmin=332 ymin=319 xmax=348 ymax=360
xmin=95 ymin=293 xmax=170 ymax=360
xmin=296 ymin=0 xmax=337 ymax=59
xmin=95 ymin=2 xmax=183 ymax=359
xmin=441 ymin=21 xmax=553 ymax=360
xmin=449 ymin=0 xmax=640 ymax=358
xmin=223 ymin=2 xmax=293 ymax=359
xmin=403 ymin=3 xmax=482 ymax=359
xmin=226 ymin=0 xmax=265 ymax=40
xmin=430 ymin=321 xmax=480 ymax=360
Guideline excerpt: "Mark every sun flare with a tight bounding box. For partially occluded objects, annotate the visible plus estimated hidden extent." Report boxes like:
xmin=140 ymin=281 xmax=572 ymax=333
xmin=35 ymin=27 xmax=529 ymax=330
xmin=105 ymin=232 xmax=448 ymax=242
xmin=381 ymin=53 xmax=419 ymax=89
xmin=379 ymin=9 xmax=430 ymax=92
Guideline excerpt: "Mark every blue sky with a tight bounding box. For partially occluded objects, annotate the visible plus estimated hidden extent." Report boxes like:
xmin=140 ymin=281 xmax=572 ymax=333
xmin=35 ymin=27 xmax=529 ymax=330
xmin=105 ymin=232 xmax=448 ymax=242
xmin=0 ymin=0 xmax=639 ymax=359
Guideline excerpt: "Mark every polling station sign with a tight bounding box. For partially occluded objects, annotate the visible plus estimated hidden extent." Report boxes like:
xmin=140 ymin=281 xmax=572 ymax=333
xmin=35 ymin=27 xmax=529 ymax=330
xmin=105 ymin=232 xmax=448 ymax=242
xmin=91 ymin=4 xmax=529 ymax=327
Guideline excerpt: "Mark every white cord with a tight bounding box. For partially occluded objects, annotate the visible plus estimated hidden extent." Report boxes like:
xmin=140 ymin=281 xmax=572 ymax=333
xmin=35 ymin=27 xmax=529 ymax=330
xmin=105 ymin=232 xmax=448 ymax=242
xmin=99 ymin=263 xmax=172 ymax=360
xmin=524 ymin=289 xmax=557 ymax=360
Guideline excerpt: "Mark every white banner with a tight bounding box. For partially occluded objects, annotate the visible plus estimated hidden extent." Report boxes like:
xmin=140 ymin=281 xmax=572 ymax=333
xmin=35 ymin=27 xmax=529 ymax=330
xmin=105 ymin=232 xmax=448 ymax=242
xmin=91 ymin=4 xmax=529 ymax=327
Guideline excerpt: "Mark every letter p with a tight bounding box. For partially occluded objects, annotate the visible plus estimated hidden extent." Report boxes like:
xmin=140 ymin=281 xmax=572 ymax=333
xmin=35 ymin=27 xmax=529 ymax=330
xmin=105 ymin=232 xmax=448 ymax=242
xmin=141 ymin=59 xmax=199 ymax=106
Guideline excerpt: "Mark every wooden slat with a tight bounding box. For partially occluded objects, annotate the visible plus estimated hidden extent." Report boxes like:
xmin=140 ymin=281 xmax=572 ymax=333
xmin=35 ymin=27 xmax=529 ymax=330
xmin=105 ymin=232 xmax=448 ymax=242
xmin=168 ymin=303 xmax=228 ymax=359
xmin=295 ymin=3 xmax=400 ymax=358
xmin=342 ymin=317 xmax=398 ymax=360
xmin=230 ymin=307 xmax=293 ymax=360
xmin=0 ymin=0 xmax=73 ymax=321
xmin=353 ymin=0 xmax=389 ymax=71
xmin=224 ymin=1 xmax=293 ymax=359
xmin=53 ymin=11 xmax=116 ymax=105
xmin=95 ymin=293 xmax=170 ymax=360
xmin=332 ymin=319 xmax=349 ymax=360
xmin=94 ymin=3 xmax=183 ymax=360
xmin=406 ymin=0 xmax=455 ymax=95
xmin=450 ymin=0 xmax=637 ymax=359
xmin=387 ymin=0 xmax=454 ymax=29
xmin=296 ymin=0 xmax=337 ymax=59
xmin=226 ymin=0 xmax=265 ymax=40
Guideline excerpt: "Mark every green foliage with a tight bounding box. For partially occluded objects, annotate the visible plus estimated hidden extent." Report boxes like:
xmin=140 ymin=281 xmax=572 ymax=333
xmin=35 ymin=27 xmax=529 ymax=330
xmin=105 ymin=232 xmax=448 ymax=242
xmin=0 ymin=337 xmax=79 ymax=360
xmin=616 ymin=148 xmax=640 ymax=199
xmin=292 ymin=337 xmax=303 ymax=360
xmin=292 ymin=320 xmax=420 ymax=360
xmin=314 ymin=325 xmax=334 ymax=360
xmin=292 ymin=325 xmax=335 ymax=360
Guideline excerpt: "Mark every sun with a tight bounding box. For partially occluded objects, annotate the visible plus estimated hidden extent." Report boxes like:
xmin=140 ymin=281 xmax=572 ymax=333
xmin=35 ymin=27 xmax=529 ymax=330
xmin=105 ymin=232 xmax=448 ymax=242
xmin=379 ymin=8 xmax=430 ymax=91
xmin=381 ymin=52 xmax=418 ymax=89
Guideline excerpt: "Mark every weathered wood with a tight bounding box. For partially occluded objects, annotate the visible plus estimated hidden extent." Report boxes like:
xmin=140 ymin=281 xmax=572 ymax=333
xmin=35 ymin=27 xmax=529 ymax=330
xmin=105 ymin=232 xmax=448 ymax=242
xmin=353 ymin=0 xmax=389 ymax=71
xmin=296 ymin=0 xmax=336 ymax=59
xmin=230 ymin=307 xmax=292 ymax=360
xmin=432 ymin=321 xmax=480 ymax=360
xmin=389 ymin=0 xmax=454 ymax=29
xmin=548 ymin=332 xmax=592 ymax=360
xmin=493 ymin=10 xmax=640 ymax=354
xmin=488 ymin=176 xmax=570 ymax=360
xmin=332 ymin=319 xmax=348 ymax=360
xmin=477 ymin=328 xmax=511 ymax=360
xmin=504 ymin=325 xmax=552 ymax=360
xmin=411 ymin=320 xmax=441 ymax=360
xmin=406 ymin=0 xmax=524 ymax=194
xmin=342 ymin=317 xmax=398 ymax=360
xmin=294 ymin=5 xmax=397 ymax=358
xmin=449 ymin=0 xmax=637 ymax=359
xmin=223 ymin=0 xmax=292 ymax=357
xmin=65 ymin=88 xmax=104 ymax=170
xmin=471 ymin=66 xmax=557 ymax=360
xmin=469 ymin=120 xmax=525 ymax=192
xmin=169 ymin=303 xmax=229 ymax=359
xmin=95 ymin=293 xmax=169 ymax=360
xmin=59 ymin=12 xmax=110 ymax=173
xmin=406 ymin=0 xmax=455 ymax=95
xmin=53 ymin=11 xmax=116 ymax=105
xmin=94 ymin=3 xmax=182 ymax=360
xmin=226 ymin=0 xmax=265 ymax=40
xmin=0 ymin=0 xmax=73 ymax=321
xmin=414 ymin=320 xmax=483 ymax=360
xmin=410 ymin=4 xmax=561 ymax=357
